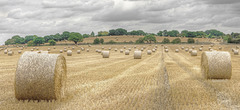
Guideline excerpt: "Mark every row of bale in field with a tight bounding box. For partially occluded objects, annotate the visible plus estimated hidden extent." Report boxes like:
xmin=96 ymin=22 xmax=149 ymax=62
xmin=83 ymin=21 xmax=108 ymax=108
xmin=4 ymin=44 xmax=238 ymax=102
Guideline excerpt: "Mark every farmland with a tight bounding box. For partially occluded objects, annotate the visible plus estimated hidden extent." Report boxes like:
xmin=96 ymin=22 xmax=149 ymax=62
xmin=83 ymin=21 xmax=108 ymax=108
xmin=0 ymin=43 xmax=240 ymax=109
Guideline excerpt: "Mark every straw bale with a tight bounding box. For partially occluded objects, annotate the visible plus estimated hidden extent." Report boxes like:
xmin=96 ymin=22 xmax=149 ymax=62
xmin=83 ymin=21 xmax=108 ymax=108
xmin=15 ymin=51 xmax=67 ymax=100
xmin=125 ymin=50 xmax=130 ymax=55
xmin=191 ymin=50 xmax=197 ymax=56
xmin=201 ymin=51 xmax=232 ymax=79
xmin=165 ymin=49 xmax=168 ymax=52
xmin=77 ymin=50 xmax=81 ymax=54
xmin=175 ymin=49 xmax=179 ymax=53
xmin=234 ymin=49 xmax=239 ymax=55
xmin=120 ymin=49 xmax=123 ymax=53
xmin=134 ymin=51 xmax=142 ymax=59
xmin=102 ymin=51 xmax=110 ymax=58
xmin=67 ymin=50 xmax=72 ymax=56
xmin=152 ymin=49 xmax=156 ymax=52
xmin=60 ymin=50 xmax=63 ymax=53
xmin=147 ymin=50 xmax=152 ymax=55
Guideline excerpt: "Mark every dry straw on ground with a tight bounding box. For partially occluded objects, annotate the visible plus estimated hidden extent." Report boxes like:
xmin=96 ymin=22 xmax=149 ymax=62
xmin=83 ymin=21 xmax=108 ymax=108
xmin=134 ymin=51 xmax=142 ymax=59
xmin=15 ymin=51 xmax=67 ymax=100
xmin=201 ymin=51 xmax=232 ymax=79
xmin=102 ymin=51 xmax=110 ymax=58
xmin=67 ymin=50 xmax=72 ymax=56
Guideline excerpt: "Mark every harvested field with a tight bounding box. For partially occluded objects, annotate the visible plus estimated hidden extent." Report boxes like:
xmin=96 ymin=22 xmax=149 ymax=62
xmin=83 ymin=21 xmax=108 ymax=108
xmin=0 ymin=44 xmax=240 ymax=109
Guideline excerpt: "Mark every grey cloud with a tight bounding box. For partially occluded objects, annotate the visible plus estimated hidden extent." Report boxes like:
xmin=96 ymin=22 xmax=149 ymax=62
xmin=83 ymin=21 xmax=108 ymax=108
xmin=203 ymin=0 xmax=240 ymax=4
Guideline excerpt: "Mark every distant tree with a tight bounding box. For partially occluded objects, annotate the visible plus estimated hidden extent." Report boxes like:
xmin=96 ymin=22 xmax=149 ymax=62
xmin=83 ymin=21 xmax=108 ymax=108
xmin=68 ymin=32 xmax=83 ymax=44
xmin=171 ymin=38 xmax=181 ymax=44
xmin=83 ymin=34 xmax=90 ymax=38
xmin=205 ymin=29 xmax=224 ymax=37
xmin=143 ymin=35 xmax=156 ymax=43
xmin=44 ymin=35 xmax=54 ymax=42
xmin=136 ymin=37 xmax=144 ymax=44
xmin=163 ymin=30 xmax=168 ymax=36
xmin=162 ymin=38 xmax=170 ymax=44
xmin=53 ymin=33 xmax=61 ymax=41
xmin=27 ymin=40 xmax=34 ymax=46
xmin=61 ymin=31 xmax=70 ymax=40
xmin=186 ymin=32 xmax=197 ymax=38
xmin=33 ymin=37 xmax=45 ymax=46
xmin=48 ymin=40 xmax=56 ymax=46
xmin=187 ymin=38 xmax=195 ymax=43
xmin=181 ymin=30 xmax=188 ymax=37
xmin=93 ymin=38 xmax=100 ymax=44
xmin=157 ymin=31 xmax=163 ymax=36
xmin=5 ymin=39 xmax=15 ymax=45
xmin=90 ymin=31 xmax=95 ymax=37
xmin=167 ymin=30 xmax=179 ymax=37
xmin=100 ymin=38 xmax=104 ymax=44
xmin=109 ymin=28 xmax=128 ymax=35
xmin=25 ymin=35 xmax=38 ymax=43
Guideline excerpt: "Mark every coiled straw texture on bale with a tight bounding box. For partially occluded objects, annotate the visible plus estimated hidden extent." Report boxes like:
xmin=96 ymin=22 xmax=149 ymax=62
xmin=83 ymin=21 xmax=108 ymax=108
xmin=191 ymin=50 xmax=197 ymax=56
xmin=102 ymin=51 xmax=110 ymax=58
xmin=147 ymin=50 xmax=152 ymax=55
xmin=201 ymin=51 xmax=232 ymax=79
xmin=67 ymin=50 xmax=72 ymax=56
xmin=134 ymin=51 xmax=142 ymax=59
xmin=15 ymin=51 xmax=67 ymax=100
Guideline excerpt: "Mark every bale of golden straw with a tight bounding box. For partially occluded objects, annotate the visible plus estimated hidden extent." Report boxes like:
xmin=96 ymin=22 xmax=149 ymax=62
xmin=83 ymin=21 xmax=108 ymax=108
xmin=199 ymin=48 xmax=202 ymax=51
xmin=152 ymin=49 xmax=156 ymax=52
xmin=189 ymin=49 xmax=192 ymax=53
xmin=134 ymin=51 xmax=142 ymax=59
xmin=64 ymin=49 xmax=67 ymax=52
xmin=181 ymin=47 xmax=184 ymax=50
xmin=234 ymin=49 xmax=239 ymax=55
xmin=128 ymin=48 xmax=131 ymax=51
xmin=4 ymin=49 xmax=8 ymax=54
xmin=165 ymin=49 xmax=168 ymax=52
xmin=109 ymin=47 xmax=111 ymax=50
xmin=48 ymin=48 xmax=51 ymax=51
xmin=72 ymin=47 xmax=75 ymax=50
xmin=67 ymin=50 xmax=72 ymax=56
xmin=147 ymin=50 xmax=152 ymax=55
xmin=219 ymin=47 xmax=222 ymax=50
xmin=175 ymin=49 xmax=179 ymax=53
xmin=115 ymin=48 xmax=117 ymax=52
xmin=77 ymin=50 xmax=81 ymax=54
xmin=191 ymin=50 xmax=197 ymax=56
xmin=18 ymin=50 xmax=22 ymax=54
xmin=60 ymin=50 xmax=63 ymax=53
xmin=8 ymin=51 xmax=13 ymax=56
xmin=192 ymin=46 xmax=195 ymax=49
xmin=185 ymin=48 xmax=189 ymax=52
xmin=201 ymin=51 xmax=232 ymax=79
xmin=102 ymin=51 xmax=110 ymax=58
xmin=125 ymin=50 xmax=130 ymax=55
xmin=98 ymin=50 xmax=102 ymax=53
xmin=86 ymin=49 xmax=89 ymax=52
xmin=141 ymin=48 xmax=144 ymax=51
xmin=15 ymin=51 xmax=67 ymax=100
xmin=120 ymin=49 xmax=123 ymax=53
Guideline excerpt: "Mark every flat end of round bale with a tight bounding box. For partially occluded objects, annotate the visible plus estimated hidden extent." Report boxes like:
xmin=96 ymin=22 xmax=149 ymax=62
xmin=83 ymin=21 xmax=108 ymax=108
xmin=134 ymin=51 xmax=142 ymax=59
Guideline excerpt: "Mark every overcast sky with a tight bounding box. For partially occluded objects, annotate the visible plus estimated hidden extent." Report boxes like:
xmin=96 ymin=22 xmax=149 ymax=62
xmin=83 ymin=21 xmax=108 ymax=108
xmin=0 ymin=0 xmax=240 ymax=45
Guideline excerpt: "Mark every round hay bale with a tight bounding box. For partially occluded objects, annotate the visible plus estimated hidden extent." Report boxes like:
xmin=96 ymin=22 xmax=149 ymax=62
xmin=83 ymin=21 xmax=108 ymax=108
xmin=64 ymin=49 xmax=67 ymax=52
xmin=33 ymin=47 xmax=36 ymax=50
xmin=98 ymin=50 xmax=102 ymax=53
xmin=81 ymin=47 xmax=85 ymax=51
xmin=102 ymin=47 xmax=104 ymax=49
xmin=115 ymin=48 xmax=117 ymax=52
xmin=8 ymin=51 xmax=13 ymax=56
xmin=21 ymin=47 xmax=24 ymax=50
xmin=102 ymin=51 xmax=110 ymax=58
xmin=236 ymin=46 xmax=239 ymax=49
xmin=124 ymin=46 xmax=126 ymax=49
xmin=211 ymin=44 xmax=214 ymax=47
xmin=53 ymin=46 xmax=56 ymax=49
xmin=31 ymin=49 xmax=34 ymax=51
xmin=208 ymin=47 xmax=211 ymax=50
xmin=48 ymin=48 xmax=51 ymax=51
xmin=192 ymin=46 xmax=195 ymax=49
xmin=120 ymin=49 xmax=123 ymax=53
xmin=234 ymin=49 xmax=239 ymax=55
xmin=36 ymin=47 xmax=39 ymax=50
xmin=201 ymin=45 xmax=203 ymax=47
xmin=232 ymin=48 xmax=235 ymax=52
xmin=199 ymin=48 xmax=203 ymax=51
xmin=77 ymin=50 xmax=81 ymax=54
xmin=125 ymin=50 xmax=130 ymax=55
xmin=64 ymin=47 xmax=66 ymax=49
xmin=152 ymin=49 xmax=156 ymax=52
xmin=189 ymin=49 xmax=193 ymax=53
xmin=141 ymin=48 xmax=144 ymax=51
xmin=72 ymin=47 xmax=75 ymax=50
xmin=143 ymin=46 xmax=146 ymax=49
xmin=18 ymin=50 xmax=22 ymax=54
xmin=147 ymin=50 xmax=152 ymax=55
xmin=134 ymin=46 xmax=136 ymax=49
xmin=219 ymin=47 xmax=222 ymax=50
xmin=128 ymin=48 xmax=131 ymax=51
xmin=155 ymin=45 xmax=158 ymax=48
xmin=109 ymin=47 xmax=111 ymax=50
xmin=67 ymin=50 xmax=72 ymax=56
xmin=95 ymin=49 xmax=98 ymax=52
xmin=165 ymin=49 xmax=168 ymax=52
xmin=164 ymin=46 xmax=168 ymax=49
xmin=175 ymin=49 xmax=179 ymax=53
xmin=134 ymin=51 xmax=142 ymax=59
xmin=4 ymin=49 xmax=8 ymax=54
xmin=185 ymin=48 xmax=189 ymax=52
xmin=201 ymin=51 xmax=232 ymax=79
xmin=15 ymin=51 xmax=67 ymax=100
xmin=210 ymin=49 xmax=213 ymax=51
xmin=60 ymin=50 xmax=63 ymax=53
xmin=86 ymin=49 xmax=89 ymax=52
xmin=181 ymin=47 xmax=184 ymax=50
xmin=191 ymin=50 xmax=197 ymax=56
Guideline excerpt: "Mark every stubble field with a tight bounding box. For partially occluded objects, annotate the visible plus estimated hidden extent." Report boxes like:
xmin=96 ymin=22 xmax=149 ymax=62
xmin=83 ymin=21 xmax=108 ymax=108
xmin=0 ymin=44 xmax=240 ymax=110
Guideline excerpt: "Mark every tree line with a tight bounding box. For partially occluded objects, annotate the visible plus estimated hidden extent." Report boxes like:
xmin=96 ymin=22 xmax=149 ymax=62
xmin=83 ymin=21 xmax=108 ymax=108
xmin=4 ymin=28 xmax=240 ymax=45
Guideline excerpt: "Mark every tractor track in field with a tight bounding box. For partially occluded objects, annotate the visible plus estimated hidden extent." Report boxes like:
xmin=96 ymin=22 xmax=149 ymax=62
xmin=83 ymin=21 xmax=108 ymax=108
xmin=165 ymin=48 xmax=238 ymax=109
